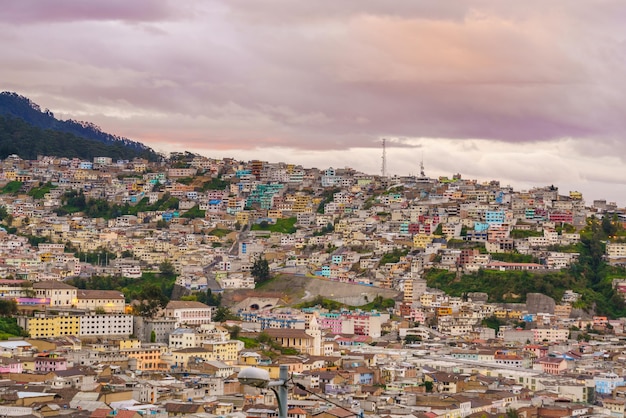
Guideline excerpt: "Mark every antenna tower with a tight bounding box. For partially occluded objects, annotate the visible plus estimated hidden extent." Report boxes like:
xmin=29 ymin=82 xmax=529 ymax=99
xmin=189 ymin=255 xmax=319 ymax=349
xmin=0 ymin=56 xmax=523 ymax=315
xmin=381 ymin=138 xmax=387 ymax=178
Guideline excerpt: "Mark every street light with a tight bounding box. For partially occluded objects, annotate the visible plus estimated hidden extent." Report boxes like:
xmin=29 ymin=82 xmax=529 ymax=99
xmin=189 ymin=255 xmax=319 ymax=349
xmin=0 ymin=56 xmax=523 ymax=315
xmin=238 ymin=365 xmax=290 ymax=418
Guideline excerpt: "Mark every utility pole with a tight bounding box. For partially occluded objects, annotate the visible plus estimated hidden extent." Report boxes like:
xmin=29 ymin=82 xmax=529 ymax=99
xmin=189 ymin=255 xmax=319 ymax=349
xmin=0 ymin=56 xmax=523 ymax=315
xmin=381 ymin=138 xmax=387 ymax=178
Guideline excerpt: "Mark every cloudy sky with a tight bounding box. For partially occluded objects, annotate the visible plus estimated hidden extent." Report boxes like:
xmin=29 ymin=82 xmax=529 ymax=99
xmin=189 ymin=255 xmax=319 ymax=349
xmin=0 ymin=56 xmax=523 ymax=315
xmin=1 ymin=1 xmax=625 ymax=205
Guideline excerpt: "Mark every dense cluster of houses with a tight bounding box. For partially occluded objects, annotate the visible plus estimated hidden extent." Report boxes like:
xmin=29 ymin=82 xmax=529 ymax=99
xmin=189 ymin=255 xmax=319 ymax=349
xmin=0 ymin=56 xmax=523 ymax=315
xmin=0 ymin=154 xmax=625 ymax=417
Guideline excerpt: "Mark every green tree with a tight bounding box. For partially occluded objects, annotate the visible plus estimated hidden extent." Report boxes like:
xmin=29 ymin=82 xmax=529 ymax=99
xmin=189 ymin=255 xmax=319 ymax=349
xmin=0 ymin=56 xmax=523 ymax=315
xmin=423 ymin=381 xmax=434 ymax=392
xmin=213 ymin=307 xmax=238 ymax=322
xmin=159 ymin=260 xmax=176 ymax=277
xmin=150 ymin=330 xmax=156 ymax=343
xmin=252 ymin=256 xmax=271 ymax=285
xmin=135 ymin=284 xmax=169 ymax=317
xmin=0 ymin=300 xmax=17 ymax=316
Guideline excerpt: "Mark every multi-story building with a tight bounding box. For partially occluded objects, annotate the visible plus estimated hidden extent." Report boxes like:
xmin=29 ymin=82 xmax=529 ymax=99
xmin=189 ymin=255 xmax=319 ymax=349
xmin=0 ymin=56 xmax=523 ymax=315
xmin=79 ymin=314 xmax=133 ymax=337
xmin=164 ymin=300 xmax=213 ymax=327
xmin=18 ymin=313 xmax=80 ymax=338
xmin=33 ymin=281 xmax=77 ymax=307
xmin=75 ymin=289 xmax=126 ymax=313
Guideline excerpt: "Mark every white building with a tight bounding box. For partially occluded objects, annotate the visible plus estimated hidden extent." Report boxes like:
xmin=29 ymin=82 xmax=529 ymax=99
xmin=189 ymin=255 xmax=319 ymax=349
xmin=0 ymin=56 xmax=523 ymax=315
xmin=165 ymin=300 xmax=213 ymax=327
xmin=33 ymin=281 xmax=77 ymax=307
xmin=79 ymin=314 xmax=133 ymax=337
xmin=76 ymin=289 xmax=125 ymax=313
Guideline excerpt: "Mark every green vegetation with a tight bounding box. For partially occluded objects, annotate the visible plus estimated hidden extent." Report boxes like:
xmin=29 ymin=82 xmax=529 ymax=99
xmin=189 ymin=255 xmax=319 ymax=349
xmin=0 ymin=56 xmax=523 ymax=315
xmin=252 ymin=256 xmax=271 ymax=286
xmin=509 ymin=229 xmax=543 ymax=239
xmin=176 ymin=177 xmax=194 ymax=185
xmin=208 ymin=228 xmax=232 ymax=238
xmin=28 ymin=181 xmax=57 ymax=199
xmin=358 ymin=295 xmax=396 ymax=311
xmin=482 ymin=315 xmax=505 ymax=333
xmin=0 ymin=114 xmax=158 ymax=161
xmin=74 ymin=248 xmax=117 ymax=264
xmin=0 ymin=300 xmax=18 ymax=316
xmin=313 ymin=223 xmax=334 ymax=236
xmin=0 ymin=317 xmax=27 ymax=340
xmin=251 ymin=217 xmax=297 ymax=234
xmin=55 ymin=190 xmax=179 ymax=218
xmin=200 ymin=177 xmax=229 ymax=191
xmin=295 ymin=295 xmax=346 ymax=311
xmin=490 ymin=252 xmax=538 ymax=263
xmin=317 ymin=187 xmax=340 ymax=214
xmin=425 ymin=268 xmax=579 ymax=303
xmin=426 ymin=216 xmax=626 ymax=317
xmin=67 ymin=271 xmax=177 ymax=303
xmin=0 ymin=181 xmax=22 ymax=194
xmin=236 ymin=336 xmax=260 ymax=349
xmin=180 ymin=205 xmax=205 ymax=219
xmin=295 ymin=294 xmax=395 ymax=311
xmin=379 ymin=248 xmax=409 ymax=265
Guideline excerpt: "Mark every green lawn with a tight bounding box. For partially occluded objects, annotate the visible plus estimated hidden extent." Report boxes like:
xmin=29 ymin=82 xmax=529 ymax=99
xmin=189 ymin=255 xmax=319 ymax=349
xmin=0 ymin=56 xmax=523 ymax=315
xmin=251 ymin=217 xmax=297 ymax=234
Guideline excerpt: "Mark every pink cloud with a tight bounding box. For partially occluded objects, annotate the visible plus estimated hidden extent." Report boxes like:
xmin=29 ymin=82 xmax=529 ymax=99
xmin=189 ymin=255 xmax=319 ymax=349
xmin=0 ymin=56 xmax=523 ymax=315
xmin=1 ymin=0 xmax=626 ymax=204
xmin=0 ymin=0 xmax=189 ymax=24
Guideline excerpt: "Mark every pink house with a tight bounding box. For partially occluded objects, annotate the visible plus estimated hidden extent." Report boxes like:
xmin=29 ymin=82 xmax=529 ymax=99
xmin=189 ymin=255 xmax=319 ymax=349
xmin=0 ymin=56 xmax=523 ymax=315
xmin=35 ymin=355 xmax=67 ymax=372
xmin=536 ymin=356 xmax=568 ymax=375
xmin=0 ymin=357 xmax=22 ymax=373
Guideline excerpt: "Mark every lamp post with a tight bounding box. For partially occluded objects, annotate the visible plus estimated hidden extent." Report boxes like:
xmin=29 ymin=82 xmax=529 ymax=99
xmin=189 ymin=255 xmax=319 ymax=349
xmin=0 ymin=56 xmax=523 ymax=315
xmin=238 ymin=365 xmax=290 ymax=418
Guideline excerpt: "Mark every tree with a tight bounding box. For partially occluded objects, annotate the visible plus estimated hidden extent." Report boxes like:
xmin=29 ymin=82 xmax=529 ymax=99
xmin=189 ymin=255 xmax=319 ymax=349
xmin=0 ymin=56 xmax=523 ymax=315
xmin=150 ymin=330 xmax=156 ymax=343
xmin=159 ymin=260 xmax=176 ymax=277
xmin=251 ymin=256 xmax=271 ymax=285
xmin=213 ymin=307 xmax=238 ymax=322
xmin=227 ymin=325 xmax=241 ymax=339
xmin=423 ymin=381 xmax=434 ymax=392
xmin=404 ymin=335 xmax=422 ymax=344
xmin=0 ymin=299 xmax=17 ymax=316
xmin=135 ymin=284 xmax=169 ymax=318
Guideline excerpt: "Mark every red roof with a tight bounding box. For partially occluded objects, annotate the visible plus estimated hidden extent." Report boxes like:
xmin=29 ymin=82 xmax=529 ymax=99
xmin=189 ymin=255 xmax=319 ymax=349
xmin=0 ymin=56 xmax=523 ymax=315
xmin=90 ymin=409 xmax=113 ymax=418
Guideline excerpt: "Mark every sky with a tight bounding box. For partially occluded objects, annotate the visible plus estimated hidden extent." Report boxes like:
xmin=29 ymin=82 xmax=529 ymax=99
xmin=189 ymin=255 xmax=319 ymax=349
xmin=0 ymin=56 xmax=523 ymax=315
xmin=1 ymin=1 xmax=625 ymax=206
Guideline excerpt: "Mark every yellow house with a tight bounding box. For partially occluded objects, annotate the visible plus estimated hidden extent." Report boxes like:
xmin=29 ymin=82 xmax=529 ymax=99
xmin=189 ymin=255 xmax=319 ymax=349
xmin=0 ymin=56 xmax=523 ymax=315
xmin=267 ymin=209 xmax=283 ymax=219
xmin=436 ymin=307 xmax=453 ymax=317
xmin=124 ymin=347 xmax=168 ymax=372
xmin=413 ymin=234 xmax=436 ymax=249
xmin=19 ymin=315 xmax=80 ymax=338
xmin=39 ymin=252 xmax=54 ymax=263
xmin=170 ymin=347 xmax=216 ymax=369
xmin=4 ymin=169 xmax=17 ymax=181
xmin=119 ymin=339 xmax=142 ymax=350
xmin=19 ymin=357 xmax=37 ymax=372
xmin=494 ymin=308 xmax=508 ymax=320
xmin=292 ymin=195 xmax=310 ymax=213
xmin=203 ymin=340 xmax=244 ymax=364
xmin=236 ymin=211 xmax=250 ymax=224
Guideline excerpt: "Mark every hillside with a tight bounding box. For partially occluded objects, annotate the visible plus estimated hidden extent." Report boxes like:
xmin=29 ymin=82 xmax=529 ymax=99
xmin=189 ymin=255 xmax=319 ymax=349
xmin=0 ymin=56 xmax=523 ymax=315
xmin=0 ymin=92 xmax=159 ymax=161
xmin=221 ymin=274 xmax=400 ymax=307
xmin=426 ymin=216 xmax=626 ymax=317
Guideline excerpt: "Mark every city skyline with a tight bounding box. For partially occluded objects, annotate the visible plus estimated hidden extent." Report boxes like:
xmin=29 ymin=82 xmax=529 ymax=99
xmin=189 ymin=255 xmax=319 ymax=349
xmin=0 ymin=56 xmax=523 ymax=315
xmin=1 ymin=1 xmax=625 ymax=205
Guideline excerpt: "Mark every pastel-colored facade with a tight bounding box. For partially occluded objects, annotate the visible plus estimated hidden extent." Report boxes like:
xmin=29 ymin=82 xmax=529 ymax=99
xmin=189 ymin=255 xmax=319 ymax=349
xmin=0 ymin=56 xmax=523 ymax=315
xmin=33 ymin=281 xmax=77 ymax=307
xmin=536 ymin=357 xmax=568 ymax=375
xmin=76 ymin=289 xmax=126 ymax=313
xmin=594 ymin=372 xmax=625 ymax=395
xmin=79 ymin=314 xmax=133 ymax=337
xmin=0 ymin=357 xmax=23 ymax=373
xmin=123 ymin=346 xmax=168 ymax=372
xmin=34 ymin=355 xmax=68 ymax=372
xmin=532 ymin=328 xmax=569 ymax=343
xmin=164 ymin=300 xmax=212 ymax=327
xmin=18 ymin=314 xmax=80 ymax=338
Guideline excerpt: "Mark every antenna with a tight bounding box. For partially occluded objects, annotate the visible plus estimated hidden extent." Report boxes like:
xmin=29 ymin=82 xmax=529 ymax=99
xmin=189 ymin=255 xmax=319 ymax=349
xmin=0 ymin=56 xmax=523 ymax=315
xmin=381 ymin=138 xmax=387 ymax=178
